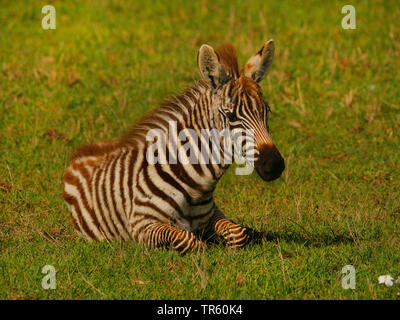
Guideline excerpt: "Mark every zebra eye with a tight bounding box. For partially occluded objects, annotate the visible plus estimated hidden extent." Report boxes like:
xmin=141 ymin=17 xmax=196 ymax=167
xmin=227 ymin=112 xmax=238 ymax=122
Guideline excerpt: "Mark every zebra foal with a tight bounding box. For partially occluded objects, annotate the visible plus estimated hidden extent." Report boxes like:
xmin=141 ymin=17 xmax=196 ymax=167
xmin=63 ymin=40 xmax=285 ymax=254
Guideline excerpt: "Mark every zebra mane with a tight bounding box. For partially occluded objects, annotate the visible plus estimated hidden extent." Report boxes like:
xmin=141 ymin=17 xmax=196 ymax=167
xmin=120 ymin=43 xmax=240 ymax=147
xmin=119 ymin=81 xmax=208 ymax=146
xmin=215 ymin=43 xmax=239 ymax=78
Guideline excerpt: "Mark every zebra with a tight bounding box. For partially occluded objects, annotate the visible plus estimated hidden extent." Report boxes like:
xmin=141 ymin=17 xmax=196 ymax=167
xmin=63 ymin=40 xmax=285 ymax=254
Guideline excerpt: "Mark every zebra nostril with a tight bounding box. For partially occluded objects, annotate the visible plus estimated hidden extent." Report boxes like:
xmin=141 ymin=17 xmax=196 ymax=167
xmin=258 ymin=154 xmax=285 ymax=177
xmin=262 ymin=160 xmax=267 ymax=166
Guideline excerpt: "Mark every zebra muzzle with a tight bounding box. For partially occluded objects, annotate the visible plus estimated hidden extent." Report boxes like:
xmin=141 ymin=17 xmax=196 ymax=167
xmin=254 ymin=144 xmax=285 ymax=181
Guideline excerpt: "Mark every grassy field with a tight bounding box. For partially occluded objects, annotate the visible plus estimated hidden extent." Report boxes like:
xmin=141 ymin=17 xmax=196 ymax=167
xmin=1 ymin=0 xmax=399 ymax=299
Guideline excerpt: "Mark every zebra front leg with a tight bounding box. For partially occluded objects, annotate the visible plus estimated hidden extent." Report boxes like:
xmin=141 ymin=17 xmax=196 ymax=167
xmin=207 ymin=208 xmax=262 ymax=248
xmin=141 ymin=222 xmax=206 ymax=255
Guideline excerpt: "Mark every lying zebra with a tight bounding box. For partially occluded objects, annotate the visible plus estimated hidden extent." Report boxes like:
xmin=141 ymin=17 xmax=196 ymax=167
xmin=63 ymin=41 xmax=285 ymax=254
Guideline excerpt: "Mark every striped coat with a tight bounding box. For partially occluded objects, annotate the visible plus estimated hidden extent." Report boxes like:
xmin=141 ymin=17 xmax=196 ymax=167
xmin=63 ymin=41 xmax=285 ymax=254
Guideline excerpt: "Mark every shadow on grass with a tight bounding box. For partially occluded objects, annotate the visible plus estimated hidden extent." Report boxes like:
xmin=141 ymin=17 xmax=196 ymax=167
xmin=199 ymin=227 xmax=360 ymax=249
xmin=261 ymin=230 xmax=360 ymax=247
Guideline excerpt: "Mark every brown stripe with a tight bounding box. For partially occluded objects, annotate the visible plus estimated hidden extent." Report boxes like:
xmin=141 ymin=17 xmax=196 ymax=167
xmin=101 ymin=161 xmax=120 ymax=237
xmin=93 ymin=167 xmax=115 ymax=238
xmin=185 ymin=207 xmax=213 ymax=221
xmin=63 ymin=191 xmax=81 ymax=231
xmin=154 ymin=163 xmax=191 ymax=201
xmin=63 ymin=191 xmax=97 ymax=240
xmin=133 ymin=198 xmax=172 ymax=222
xmin=142 ymin=163 xmax=184 ymax=216
xmin=127 ymin=149 xmax=137 ymax=213
xmin=133 ymin=221 xmax=154 ymax=241
xmin=71 ymin=162 xmax=91 ymax=184
xmin=109 ymin=154 xmax=131 ymax=237
xmin=119 ymin=152 xmax=128 ymax=221
xmin=63 ymin=170 xmax=101 ymax=232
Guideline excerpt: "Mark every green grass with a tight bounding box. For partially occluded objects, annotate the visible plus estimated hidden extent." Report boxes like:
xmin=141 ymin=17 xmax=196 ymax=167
xmin=1 ymin=0 xmax=400 ymax=299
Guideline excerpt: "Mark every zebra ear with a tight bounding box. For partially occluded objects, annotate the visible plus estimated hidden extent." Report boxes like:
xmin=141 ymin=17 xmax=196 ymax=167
xmin=198 ymin=44 xmax=229 ymax=93
xmin=244 ymin=40 xmax=274 ymax=82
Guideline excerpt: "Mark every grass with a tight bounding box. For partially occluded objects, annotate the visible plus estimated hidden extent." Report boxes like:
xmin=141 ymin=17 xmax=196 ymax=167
xmin=1 ymin=0 xmax=399 ymax=299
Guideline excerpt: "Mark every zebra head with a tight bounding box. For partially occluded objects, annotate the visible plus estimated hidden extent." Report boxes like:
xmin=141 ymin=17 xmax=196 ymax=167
xmin=198 ymin=40 xmax=285 ymax=181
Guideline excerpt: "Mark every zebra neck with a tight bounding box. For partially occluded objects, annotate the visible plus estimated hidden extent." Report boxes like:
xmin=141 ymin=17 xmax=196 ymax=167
xmin=122 ymin=82 xmax=231 ymax=191
xmin=183 ymin=84 xmax=230 ymax=187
